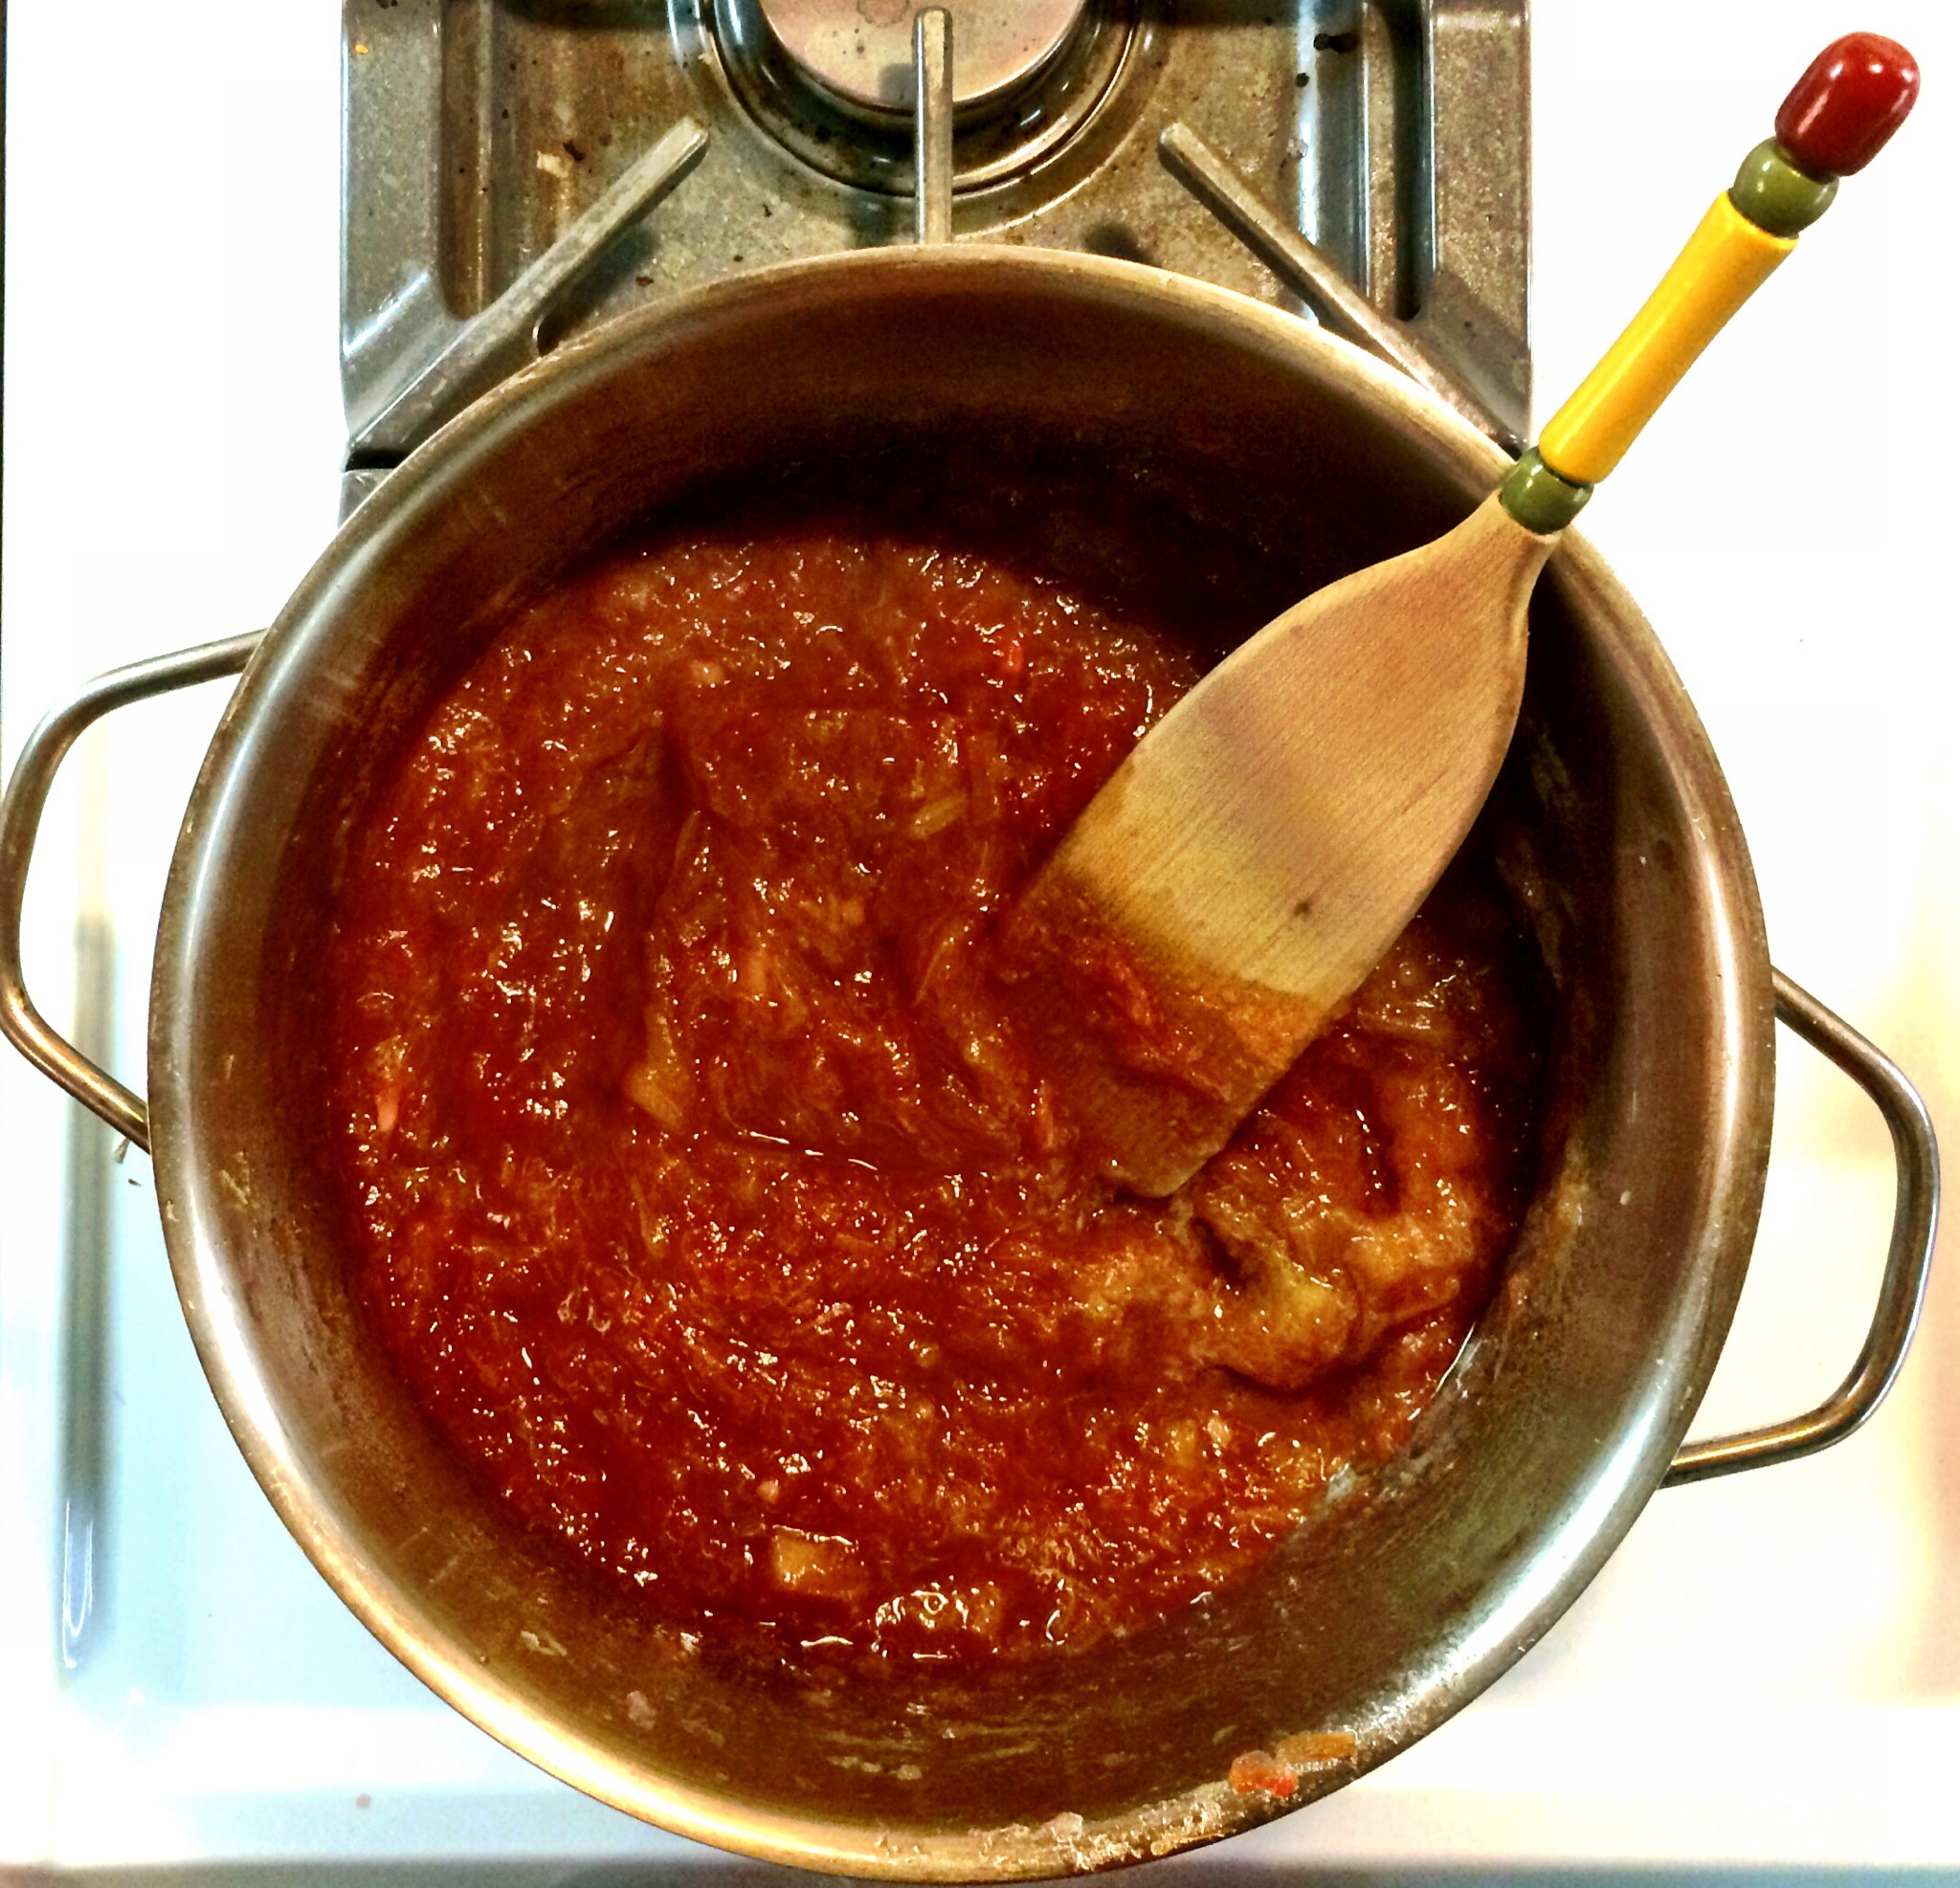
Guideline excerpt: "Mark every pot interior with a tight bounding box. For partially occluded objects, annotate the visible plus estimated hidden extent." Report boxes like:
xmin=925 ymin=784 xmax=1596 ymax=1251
xmin=152 ymin=252 xmax=1773 ymax=1877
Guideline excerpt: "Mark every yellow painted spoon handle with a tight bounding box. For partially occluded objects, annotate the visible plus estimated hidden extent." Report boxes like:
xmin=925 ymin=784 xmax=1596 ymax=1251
xmin=1500 ymin=32 xmax=1920 ymax=534
xmin=1538 ymin=199 xmax=1794 ymax=488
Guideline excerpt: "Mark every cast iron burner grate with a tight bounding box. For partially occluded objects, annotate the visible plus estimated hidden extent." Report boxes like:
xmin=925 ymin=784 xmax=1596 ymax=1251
xmin=340 ymin=1 xmax=1528 ymax=514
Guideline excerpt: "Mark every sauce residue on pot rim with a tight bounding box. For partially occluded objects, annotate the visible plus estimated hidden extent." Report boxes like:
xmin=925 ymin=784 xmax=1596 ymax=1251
xmin=323 ymin=476 xmax=1547 ymax=1669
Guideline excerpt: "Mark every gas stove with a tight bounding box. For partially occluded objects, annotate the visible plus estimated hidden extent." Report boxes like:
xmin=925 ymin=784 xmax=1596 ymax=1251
xmin=338 ymin=0 xmax=1529 ymax=506
xmin=2 ymin=0 xmax=1955 ymax=1877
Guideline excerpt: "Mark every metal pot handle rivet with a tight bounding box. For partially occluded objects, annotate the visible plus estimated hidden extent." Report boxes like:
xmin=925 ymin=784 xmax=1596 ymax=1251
xmin=0 ymin=633 xmax=263 ymax=1152
xmin=1664 ymin=969 xmax=1940 ymax=1483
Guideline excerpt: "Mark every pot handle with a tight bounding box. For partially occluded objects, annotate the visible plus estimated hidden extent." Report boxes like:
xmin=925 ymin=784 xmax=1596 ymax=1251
xmin=1664 ymin=968 xmax=1940 ymax=1484
xmin=0 ymin=633 xmax=263 ymax=1153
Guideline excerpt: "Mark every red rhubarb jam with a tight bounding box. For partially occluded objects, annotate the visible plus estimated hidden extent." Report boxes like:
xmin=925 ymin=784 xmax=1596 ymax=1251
xmin=324 ymin=478 xmax=1545 ymax=1668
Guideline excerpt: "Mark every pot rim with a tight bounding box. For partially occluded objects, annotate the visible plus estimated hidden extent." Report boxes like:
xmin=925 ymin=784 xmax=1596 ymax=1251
xmin=147 ymin=245 xmax=1774 ymax=1878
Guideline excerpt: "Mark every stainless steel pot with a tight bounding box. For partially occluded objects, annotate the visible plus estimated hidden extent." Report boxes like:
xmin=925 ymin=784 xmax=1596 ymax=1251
xmin=0 ymin=250 xmax=1937 ymax=1878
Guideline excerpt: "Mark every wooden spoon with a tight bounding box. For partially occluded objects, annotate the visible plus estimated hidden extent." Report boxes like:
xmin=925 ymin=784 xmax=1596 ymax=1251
xmin=1011 ymin=32 xmax=1919 ymax=1196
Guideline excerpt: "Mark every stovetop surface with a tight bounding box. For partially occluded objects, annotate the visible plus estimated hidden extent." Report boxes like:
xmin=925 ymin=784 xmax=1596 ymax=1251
xmin=2 ymin=0 xmax=1956 ymax=1877
xmin=339 ymin=0 xmax=1530 ymax=479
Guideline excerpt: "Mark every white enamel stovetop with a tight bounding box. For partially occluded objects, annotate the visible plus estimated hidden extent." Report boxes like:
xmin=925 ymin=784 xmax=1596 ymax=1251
xmin=2 ymin=0 xmax=1954 ymax=1876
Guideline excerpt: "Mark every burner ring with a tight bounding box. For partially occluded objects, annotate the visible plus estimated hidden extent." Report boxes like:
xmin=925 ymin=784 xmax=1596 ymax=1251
xmin=753 ymin=0 xmax=1090 ymax=122
xmin=711 ymin=0 xmax=1137 ymax=198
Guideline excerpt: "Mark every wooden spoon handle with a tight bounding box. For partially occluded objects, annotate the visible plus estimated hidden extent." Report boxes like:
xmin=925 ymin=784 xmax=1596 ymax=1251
xmin=1500 ymin=32 xmax=1919 ymax=534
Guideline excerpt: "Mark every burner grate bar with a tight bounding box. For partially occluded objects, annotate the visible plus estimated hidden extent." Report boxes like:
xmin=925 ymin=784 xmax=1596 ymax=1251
xmin=349 ymin=114 xmax=707 ymax=465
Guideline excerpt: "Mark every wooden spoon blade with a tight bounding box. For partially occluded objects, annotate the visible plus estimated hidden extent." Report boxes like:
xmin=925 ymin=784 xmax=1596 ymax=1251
xmin=1006 ymin=493 xmax=1555 ymax=1195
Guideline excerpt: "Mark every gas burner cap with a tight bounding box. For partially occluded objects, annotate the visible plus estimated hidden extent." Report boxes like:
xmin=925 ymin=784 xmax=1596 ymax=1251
xmin=753 ymin=0 xmax=1089 ymax=119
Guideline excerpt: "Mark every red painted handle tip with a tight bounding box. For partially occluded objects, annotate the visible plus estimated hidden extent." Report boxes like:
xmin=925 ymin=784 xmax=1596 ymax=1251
xmin=1776 ymin=32 xmax=1920 ymax=178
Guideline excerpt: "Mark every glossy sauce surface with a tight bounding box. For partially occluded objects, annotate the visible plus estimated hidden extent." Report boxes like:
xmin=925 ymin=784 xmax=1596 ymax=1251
xmin=326 ymin=486 xmax=1545 ymax=1668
